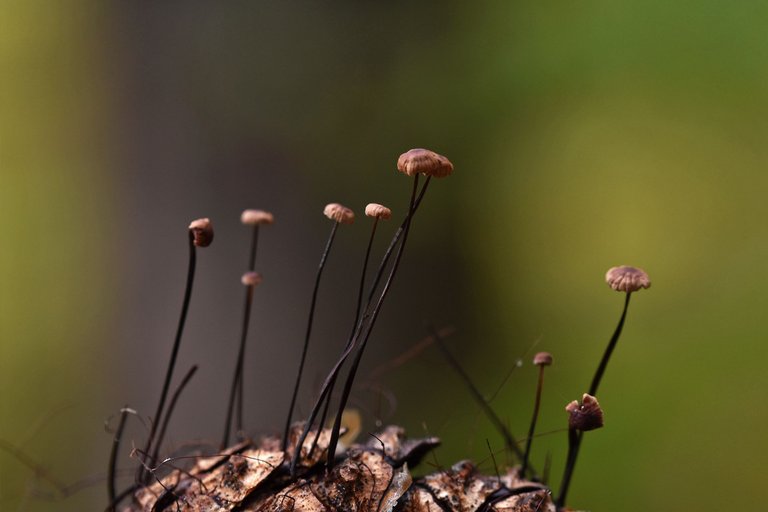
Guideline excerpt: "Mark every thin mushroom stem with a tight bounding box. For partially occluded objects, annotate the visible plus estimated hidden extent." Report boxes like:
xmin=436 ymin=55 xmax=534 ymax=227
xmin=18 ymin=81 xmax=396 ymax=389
xmin=233 ymin=224 xmax=261 ymax=433
xmin=139 ymin=232 xmax=197 ymax=483
xmin=326 ymin=176 xmax=424 ymax=469
xmin=291 ymin=180 xmax=429 ymax=475
xmin=222 ymin=280 xmax=256 ymax=448
xmin=148 ymin=365 xmax=199 ymax=471
xmin=521 ymin=364 xmax=546 ymax=479
xmin=556 ymin=429 xmax=581 ymax=508
xmin=589 ymin=291 xmax=631 ymax=396
xmin=309 ymin=216 xmax=380 ymax=456
xmin=282 ymin=221 xmax=340 ymax=450
xmin=107 ymin=407 xmax=131 ymax=511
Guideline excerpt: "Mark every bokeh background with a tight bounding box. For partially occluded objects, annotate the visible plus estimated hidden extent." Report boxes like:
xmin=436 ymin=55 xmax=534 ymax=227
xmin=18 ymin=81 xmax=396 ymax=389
xmin=3 ymin=2 xmax=768 ymax=511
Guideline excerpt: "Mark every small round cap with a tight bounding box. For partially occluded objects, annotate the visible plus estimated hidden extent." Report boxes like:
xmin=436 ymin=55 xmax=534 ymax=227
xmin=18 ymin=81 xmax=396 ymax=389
xmin=188 ymin=218 xmax=214 ymax=247
xmin=566 ymin=394 xmax=604 ymax=431
xmin=241 ymin=209 xmax=274 ymax=226
xmin=397 ymin=148 xmax=454 ymax=178
xmin=605 ymin=266 xmax=651 ymax=292
xmin=241 ymin=271 xmax=263 ymax=287
xmin=323 ymin=203 xmax=355 ymax=224
xmin=364 ymin=203 xmax=392 ymax=220
xmin=533 ymin=352 xmax=553 ymax=367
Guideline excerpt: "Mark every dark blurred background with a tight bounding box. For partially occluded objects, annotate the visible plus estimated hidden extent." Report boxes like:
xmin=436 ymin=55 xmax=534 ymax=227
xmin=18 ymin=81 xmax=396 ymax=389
xmin=3 ymin=2 xmax=768 ymax=511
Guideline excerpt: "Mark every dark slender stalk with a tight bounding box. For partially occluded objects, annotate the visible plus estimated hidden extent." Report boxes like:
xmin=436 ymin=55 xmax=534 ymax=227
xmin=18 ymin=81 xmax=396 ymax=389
xmin=233 ymin=224 xmax=261 ymax=434
xmin=521 ymin=365 xmax=545 ymax=478
xmin=282 ymin=222 xmax=340 ymax=450
xmin=107 ymin=407 xmax=130 ymax=510
xmin=291 ymin=179 xmax=430 ymax=475
xmin=148 ymin=365 xmax=198 ymax=471
xmin=556 ymin=429 xmax=581 ymax=507
xmin=104 ymin=484 xmax=139 ymax=512
xmin=139 ymin=233 xmax=197 ymax=483
xmin=589 ymin=292 xmax=631 ymax=396
xmin=326 ymin=176 xmax=424 ymax=468
xmin=431 ymin=326 xmax=527 ymax=464
xmin=364 ymin=184 xmax=429 ymax=309
xmin=309 ymin=217 xmax=380 ymax=456
xmin=222 ymin=283 xmax=256 ymax=448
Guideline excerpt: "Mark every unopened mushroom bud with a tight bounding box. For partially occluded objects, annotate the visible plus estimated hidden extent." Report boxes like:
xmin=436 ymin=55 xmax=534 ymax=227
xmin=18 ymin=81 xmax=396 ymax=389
xmin=396 ymin=148 xmax=454 ymax=178
xmin=323 ymin=203 xmax=355 ymax=224
xmin=240 ymin=209 xmax=274 ymax=226
xmin=188 ymin=218 xmax=214 ymax=247
xmin=241 ymin=271 xmax=262 ymax=287
xmin=533 ymin=352 xmax=553 ymax=367
xmin=364 ymin=203 xmax=392 ymax=220
xmin=566 ymin=394 xmax=604 ymax=432
xmin=605 ymin=265 xmax=650 ymax=293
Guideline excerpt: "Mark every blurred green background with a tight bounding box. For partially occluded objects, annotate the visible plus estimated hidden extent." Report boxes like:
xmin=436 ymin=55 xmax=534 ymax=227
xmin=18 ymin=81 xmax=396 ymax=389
xmin=2 ymin=1 xmax=767 ymax=511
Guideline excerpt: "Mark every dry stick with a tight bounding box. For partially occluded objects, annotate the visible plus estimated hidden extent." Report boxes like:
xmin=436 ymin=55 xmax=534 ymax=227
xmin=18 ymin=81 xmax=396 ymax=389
xmin=150 ymin=365 xmax=199 ymax=470
xmin=222 ymin=276 xmax=257 ymax=448
xmin=559 ymin=295 xmax=630 ymax=507
xmin=282 ymin=221 xmax=340 ymax=450
xmin=310 ymin=217 xmax=380 ymax=456
xmin=430 ymin=326 xmax=527 ymax=464
xmin=326 ymin=176 xmax=424 ymax=468
xmin=139 ymin=233 xmax=197 ymax=483
xmin=290 ymin=181 xmax=429 ymax=474
xmin=107 ymin=407 xmax=131 ymax=510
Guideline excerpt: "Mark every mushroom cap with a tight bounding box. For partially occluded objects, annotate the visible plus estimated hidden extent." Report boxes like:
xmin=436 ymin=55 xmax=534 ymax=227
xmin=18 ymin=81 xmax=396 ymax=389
xmin=188 ymin=218 xmax=214 ymax=247
xmin=241 ymin=209 xmax=274 ymax=226
xmin=364 ymin=203 xmax=392 ymax=220
xmin=241 ymin=271 xmax=263 ymax=287
xmin=566 ymin=394 xmax=604 ymax=431
xmin=323 ymin=203 xmax=355 ymax=224
xmin=397 ymin=148 xmax=454 ymax=178
xmin=605 ymin=265 xmax=651 ymax=292
xmin=533 ymin=352 xmax=553 ymax=366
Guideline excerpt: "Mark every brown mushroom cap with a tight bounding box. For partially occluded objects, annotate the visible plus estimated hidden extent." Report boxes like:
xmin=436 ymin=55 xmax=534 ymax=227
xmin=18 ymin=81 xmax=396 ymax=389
xmin=323 ymin=203 xmax=355 ymax=224
xmin=241 ymin=209 xmax=274 ymax=226
xmin=605 ymin=265 xmax=651 ymax=292
xmin=566 ymin=394 xmax=604 ymax=431
xmin=188 ymin=218 xmax=214 ymax=247
xmin=241 ymin=271 xmax=263 ymax=287
xmin=364 ymin=203 xmax=392 ymax=220
xmin=533 ymin=352 xmax=553 ymax=366
xmin=396 ymin=148 xmax=454 ymax=178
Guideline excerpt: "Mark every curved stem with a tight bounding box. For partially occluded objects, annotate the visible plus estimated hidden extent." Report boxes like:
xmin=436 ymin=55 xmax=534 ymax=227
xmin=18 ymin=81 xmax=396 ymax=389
xmin=589 ymin=292 xmax=631 ymax=397
xmin=308 ymin=217 xmax=381 ymax=456
xmin=149 ymin=365 xmax=198 ymax=470
xmin=282 ymin=222 xmax=339 ymax=450
xmin=556 ymin=429 xmax=581 ymax=508
xmin=222 ymin=283 xmax=256 ymax=448
xmin=521 ymin=365 xmax=545 ymax=478
xmin=326 ymin=176 xmax=425 ymax=468
xmin=291 ymin=177 xmax=430 ymax=474
xmin=139 ymin=233 xmax=197 ymax=483
xmin=107 ymin=407 xmax=130 ymax=510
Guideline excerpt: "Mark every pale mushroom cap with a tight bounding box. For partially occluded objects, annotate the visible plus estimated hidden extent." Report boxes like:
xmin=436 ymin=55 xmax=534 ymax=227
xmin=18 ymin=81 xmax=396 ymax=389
xmin=241 ymin=271 xmax=263 ymax=287
xmin=364 ymin=203 xmax=392 ymax=220
xmin=323 ymin=203 xmax=355 ymax=224
xmin=188 ymin=218 xmax=214 ymax=247
xmin=566 ymin=393 xmax=604 ymax=432
xmin=533 ymin=352 xmax=553 ymax=366
xmin=241 ymin=209 xmax=274 ymax=226
xmin=396 ymin=148 xmax=454 ymax=178
xmin=605 ymin=265 xmax=651 ymax=292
